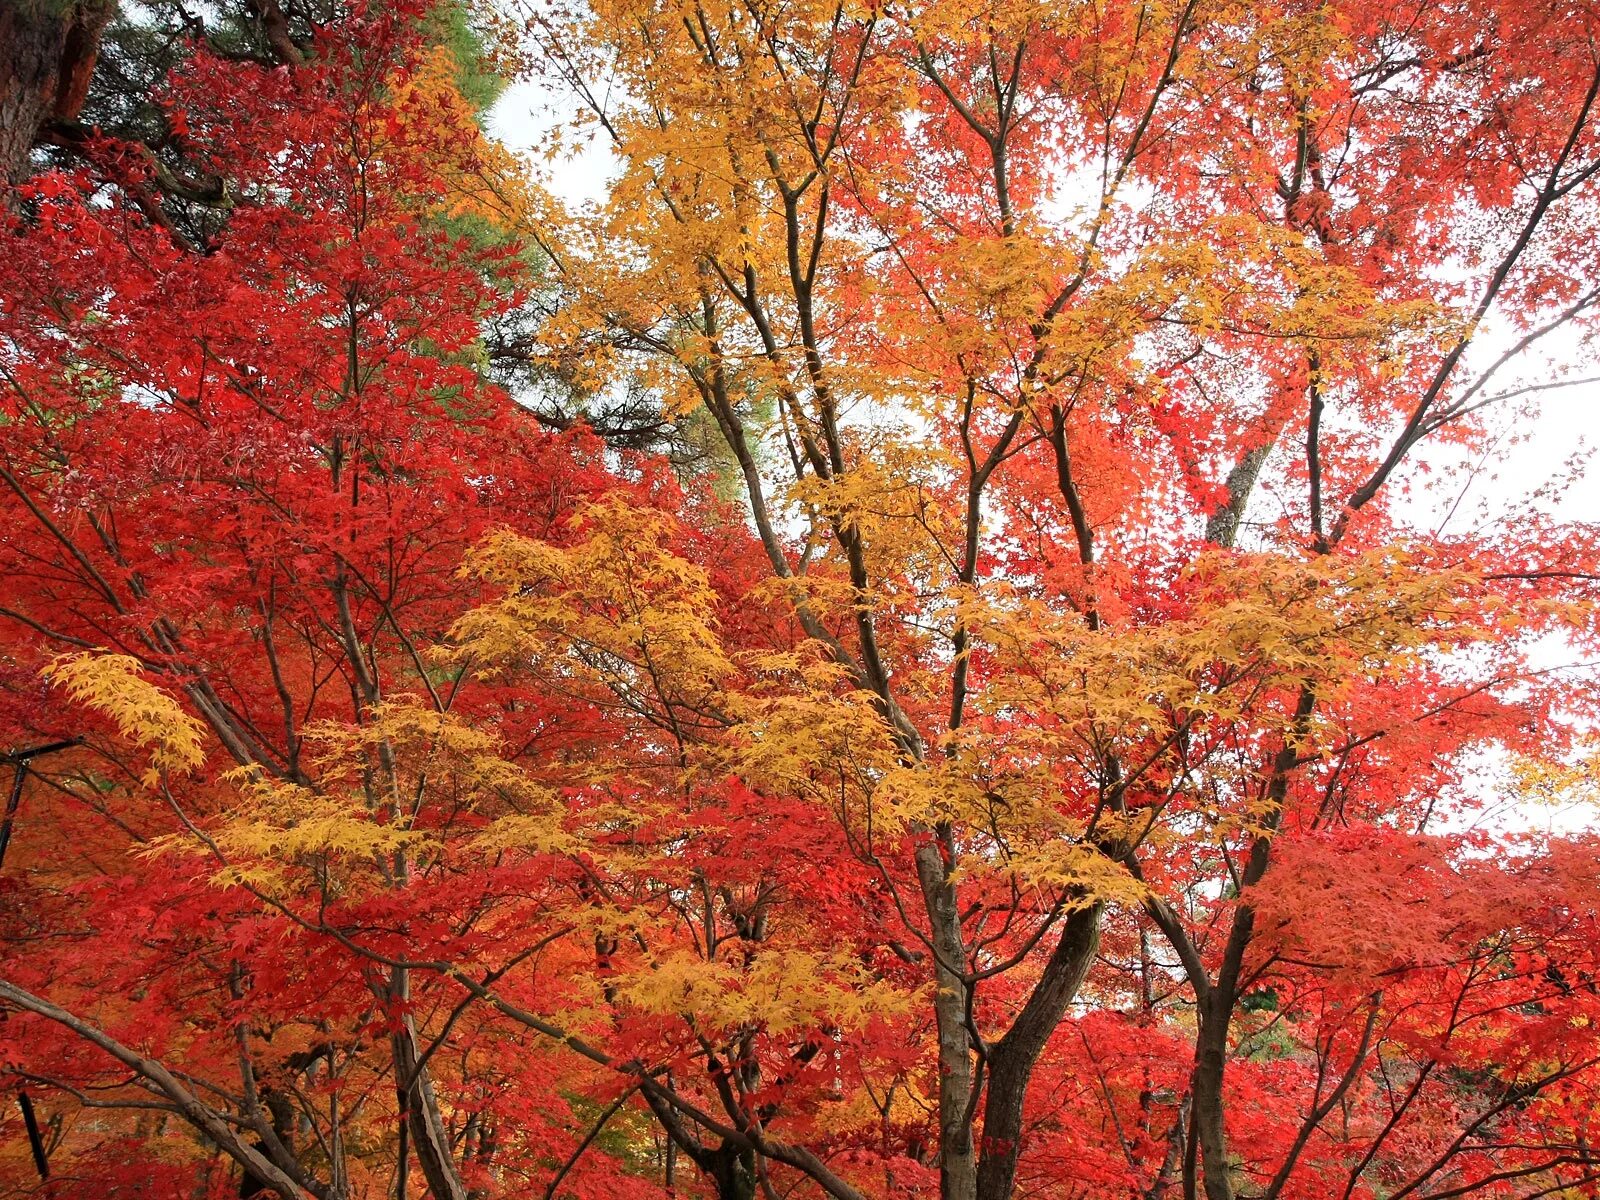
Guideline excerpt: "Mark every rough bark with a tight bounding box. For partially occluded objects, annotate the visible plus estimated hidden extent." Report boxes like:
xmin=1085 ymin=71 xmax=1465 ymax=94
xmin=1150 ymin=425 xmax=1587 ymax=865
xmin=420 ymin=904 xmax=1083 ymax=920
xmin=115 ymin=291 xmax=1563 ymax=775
xmin=914 ymin=836 xmax=978 ymax=1200
xmin=0 ymin=0 xmax=111 ymax=185
xmin=1190 ymin=990 xmax=1237 ymax=1200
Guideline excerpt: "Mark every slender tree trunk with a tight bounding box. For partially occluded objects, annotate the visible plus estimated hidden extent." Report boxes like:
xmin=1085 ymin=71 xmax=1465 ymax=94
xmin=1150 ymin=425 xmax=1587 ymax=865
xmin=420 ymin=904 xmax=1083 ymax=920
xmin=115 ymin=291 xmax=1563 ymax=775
xmin=914 ymin=836 xmax=977 ymax=1200
xmin=19 ymin=1091 xmax=48 ymax=1179
xmin=1183 ymin=690 xmax=1312 ymax=1200
xmin=1147 ymin=1096 xmax=1190 ymax=1200
xmin=388 ymin=967 xmax=469 ymax=1200
xmin=974 ymin=902 xmax=1103 ymax=1200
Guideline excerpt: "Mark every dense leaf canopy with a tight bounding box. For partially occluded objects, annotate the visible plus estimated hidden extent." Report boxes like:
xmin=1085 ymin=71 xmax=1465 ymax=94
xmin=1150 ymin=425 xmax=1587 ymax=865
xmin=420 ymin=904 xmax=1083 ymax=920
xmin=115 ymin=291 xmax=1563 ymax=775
xmin=0 ymin=1 xmax=1598 ymax=1199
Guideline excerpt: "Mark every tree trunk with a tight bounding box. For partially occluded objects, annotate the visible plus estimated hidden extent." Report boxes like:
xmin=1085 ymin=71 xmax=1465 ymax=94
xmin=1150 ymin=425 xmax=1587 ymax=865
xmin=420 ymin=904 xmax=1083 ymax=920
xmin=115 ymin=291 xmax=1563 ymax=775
xmin=387 ymin=967 xmax=469 ymax=1200
xmin=706 ymin=1144 xmax=759 ymax=1200
xmin=1189 ymin=993 xmax=1236 ymax=1200
xmin=914 ymin=836 xmax=977 ymax=1200
xmin=1147 ymin=1096 xmax=1190 ymax=1200
xmin=1183 ymin=692 xmax=1312 ymax=1200
xmin=0 ymin=0 xmax=111 ymax=186
xmin=974 ymin=902 xmax=1103 ymax=1200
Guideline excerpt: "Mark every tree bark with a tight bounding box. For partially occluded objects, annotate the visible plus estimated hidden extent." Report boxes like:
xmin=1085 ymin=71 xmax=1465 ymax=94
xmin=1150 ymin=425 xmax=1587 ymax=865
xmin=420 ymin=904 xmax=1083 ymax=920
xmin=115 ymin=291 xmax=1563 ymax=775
xmin=914 ymin=836 xmax=977 ymax=1200
xmin=1189 ymin=991 xmax=1237 ymax=1200
xmin=387 ymin=968 xmax=470 ymax=1200
xmin=0 ymin=0 xmax=112 ymax=186
xmin=975 ymin=902 xmax=1103 ymax=1200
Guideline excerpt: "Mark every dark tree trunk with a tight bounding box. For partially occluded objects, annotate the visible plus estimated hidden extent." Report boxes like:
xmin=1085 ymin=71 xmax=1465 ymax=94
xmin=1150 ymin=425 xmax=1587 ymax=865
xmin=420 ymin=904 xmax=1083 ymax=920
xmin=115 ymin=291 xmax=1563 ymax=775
xmin=0 ymin=0 xmax=112 ymax=185
xmin=1189 ymin=992 xmax=1236 ymax=1200
xmin=974 ymin=901 xmax=1103 ymax=1200
xmin=237 ymin=1089 xmax=296 ymax=1199
xmin=706 ymin=1143 xmax=759 ymax=1200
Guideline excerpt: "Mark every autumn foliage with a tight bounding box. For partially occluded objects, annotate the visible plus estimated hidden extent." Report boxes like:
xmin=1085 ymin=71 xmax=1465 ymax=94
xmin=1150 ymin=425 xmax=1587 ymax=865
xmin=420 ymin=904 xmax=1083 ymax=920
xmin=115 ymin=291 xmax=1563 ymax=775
xmin=1 ymin=1 xmax=1599 ymax=1199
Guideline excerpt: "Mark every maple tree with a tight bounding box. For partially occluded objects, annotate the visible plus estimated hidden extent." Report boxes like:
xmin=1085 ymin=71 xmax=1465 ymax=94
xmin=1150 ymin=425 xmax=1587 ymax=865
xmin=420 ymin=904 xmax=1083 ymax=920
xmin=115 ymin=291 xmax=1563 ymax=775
xmin=0 ymin=4 xmax=664 ymax=1196
xmin=2 ymin=0 xmax=1600 ymax=1199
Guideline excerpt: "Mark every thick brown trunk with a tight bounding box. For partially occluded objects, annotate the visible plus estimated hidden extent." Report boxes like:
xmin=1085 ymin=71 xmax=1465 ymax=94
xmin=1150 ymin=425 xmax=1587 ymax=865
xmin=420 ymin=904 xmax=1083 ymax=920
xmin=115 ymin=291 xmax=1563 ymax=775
xmin=0 ymin=1 xmax=111 ymax=185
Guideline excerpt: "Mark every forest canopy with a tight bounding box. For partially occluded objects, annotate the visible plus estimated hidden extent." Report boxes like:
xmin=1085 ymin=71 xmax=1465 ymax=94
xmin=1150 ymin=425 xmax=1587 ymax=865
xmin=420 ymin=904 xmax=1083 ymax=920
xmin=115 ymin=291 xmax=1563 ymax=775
xmin=1 ymin=1 xmax=1599 ymax=1199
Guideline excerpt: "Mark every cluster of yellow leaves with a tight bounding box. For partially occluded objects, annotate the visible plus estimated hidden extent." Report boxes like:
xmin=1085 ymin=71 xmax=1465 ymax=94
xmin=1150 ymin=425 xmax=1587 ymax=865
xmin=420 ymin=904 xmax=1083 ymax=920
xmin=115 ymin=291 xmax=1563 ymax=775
xmin=610 ymin=947 xmax=914 ymax=1037
xmin=873 ymin=759 xmax=1140 ymax=898
xmin=812 ymin=1077 xmax=934 ymax=1139
xmin=786 ymin=432 xmax=965 ymax=605
xmin=904 ymin=548 xmax=1492 ymax=841
xmin=966 ymin=546 xmax=1489 ymax=734
xmin=42 ymin=652 xmax=205 ymax=786
xmin=527 ymin=0 xmax=898 ymax=379
xmin=310 ymin=697 xmax=555 ymax=813
xmin=722 ymin=643 xmax=900 ymax=796
xmin=718 ymin=547 xmax=1492 ymax=882
xmin=1509 ymin=744 xmax=1600 ymax=809
xmin=199 ymin=766 xmax=438 ymax=894
xmin=158 ymin=698 xmax=566 ymax=894
xmin=450 ymin=497 xmax=734 ymax=748
xmin=1215 ymin=220 xmax=1446 ymax=362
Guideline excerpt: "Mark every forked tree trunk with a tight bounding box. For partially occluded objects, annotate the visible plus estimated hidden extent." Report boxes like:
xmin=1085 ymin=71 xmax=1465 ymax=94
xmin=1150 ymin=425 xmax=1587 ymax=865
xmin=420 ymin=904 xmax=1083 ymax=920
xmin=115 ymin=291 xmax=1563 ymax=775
xmin=974 ymin=902 xmax=1104 ymax=1200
